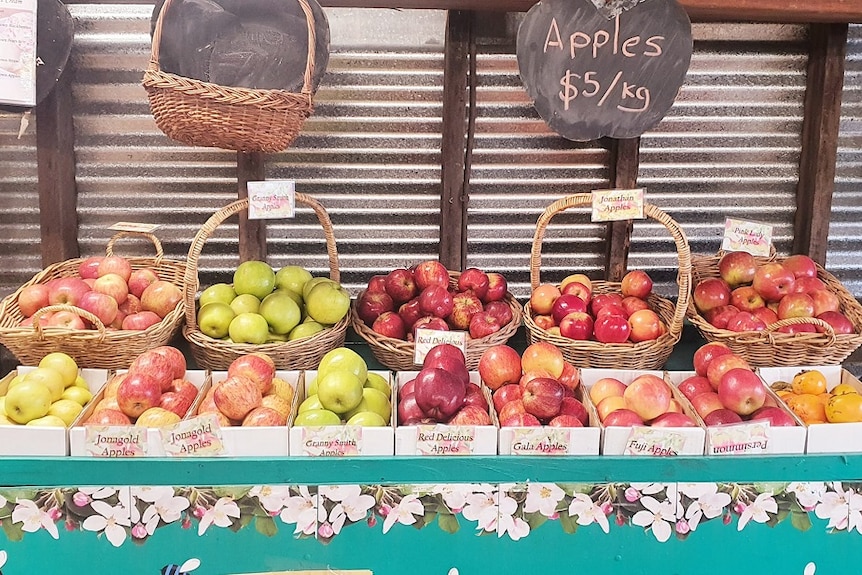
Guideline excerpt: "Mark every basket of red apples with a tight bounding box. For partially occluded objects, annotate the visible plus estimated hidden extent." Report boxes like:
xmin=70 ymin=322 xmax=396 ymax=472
xmin=688 ymin=250 xmax=862 ymax=366
xmin=523 ymin=193 xmax=692 ymax=369
xmin=0 ymin=232 xmax=186 ymax=369
xmin=351 ymin=261 xmax=522 ymax=370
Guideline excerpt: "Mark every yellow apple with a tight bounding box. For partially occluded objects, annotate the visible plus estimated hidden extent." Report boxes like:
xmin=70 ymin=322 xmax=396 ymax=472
xmin=5 ymin=381 xmax=52 ymax=423
xmin=38 ymin=352 xmax=79 ymax=387
xmin=26 ymin=415 xmax=67 ymax=427
xmin=22 ymin=367 xmax=65 ymax=401
xmin=47 ymin=399 xmax=84 ymax=426
xmin=62 ymin=386 xmax=93 ymax=406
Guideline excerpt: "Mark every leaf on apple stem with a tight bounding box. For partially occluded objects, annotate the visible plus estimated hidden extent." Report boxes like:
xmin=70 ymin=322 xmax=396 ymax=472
xmin=525 ymin=512 xmax=547 ymax=531
xmin=1 ymin=517 xmax=24 ymax=542
xmin=790 ymin=509 xmax=812 ymax=532
xmin=254 ymin=515 xmax=279 ymax=537
xmin=437 ymin=512 xmax=460 ymax=534
xmin=559 ymin=512 xmax=579 ymax=534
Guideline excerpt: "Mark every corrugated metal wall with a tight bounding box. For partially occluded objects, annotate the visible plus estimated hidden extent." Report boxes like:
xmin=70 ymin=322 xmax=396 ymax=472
xmin=0 ymin=9 xmax=860 ymax=302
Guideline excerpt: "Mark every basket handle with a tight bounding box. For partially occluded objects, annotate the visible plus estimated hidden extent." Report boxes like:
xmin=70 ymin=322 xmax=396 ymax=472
xmin=149 ymin=0 xmax=318 ymax=97
xmin=30 ymin=305 xmax=108 ymax=342
xmin=529 ymin=192 xmax=692 ymax=341
xmin=763 ymin=316 xmax=836 ymax=345
xmin=105 ymin=231 xmax=164 ymax=264
xmin=183 ymin=192 xmax=340 ymax=330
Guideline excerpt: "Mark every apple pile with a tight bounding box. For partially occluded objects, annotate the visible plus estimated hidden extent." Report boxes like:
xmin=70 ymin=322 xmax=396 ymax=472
xmin=82 ymin=346 xmax=198 ymax=428
xmin=356 ymin=261 xmax=512 ymax=341
xmin=397 ymin=344 xmax=492 ymax=426
xmin=529 ymin=270 xmax=667 ymax=344
xmin=478 ymin=342 xmax=587 ymax=427
xmin=693 ymin=252 xmax=856 ymax=335
xmin=681 ymin=342 xmax=796 ymax=427
xmin=293 ymin=347 xmax=391 ymax=427
xmin=1 ymin=352 xmax=95 ymax=427
xmin=588 ymin=373 xmax=698 ymax=428
xmin=16 ymin=256 xmax=181 ymax=331
xmin=196 ymin=353 xmax=294 ymax=427
xmin=197 ymin=261 xmax=350 ymax=345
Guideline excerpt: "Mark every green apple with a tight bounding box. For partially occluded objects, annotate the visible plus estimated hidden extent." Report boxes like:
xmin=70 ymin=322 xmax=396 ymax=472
xmin=26 ymin=415 xmax=67 ymax=427
xmin=344 ymin=387 xmax=391 ymax=424
xmin=298 ymin=394 xmax=324 ymax=413
xmin=61 ymin=386 xmax=93 ymax=406
xmin=293 ymin=408 xmax=342 ymax=427
xmin=4 ymin=381 xmax=52 ymax=424
xmin=199 ymin=283 xmax=237 ymax=307
xmin=198 ymin=302 xmax=236 ymax=339
xmin=346 ymin=411 xmax=386 ymax=427
xmin=38 ymin=352 xmax=79 ymax=387
xmin=47 ymin=399 xmax=84 ymax=426
xmin=302 ymin=277 xmax=335 ymax=301
xmin=233 ymin=260 xmax=276 ymax=300
xmin=364 ymin=372 xmax=391 ymax=399
xmin=22 ymin=367 xmax=65 ymax=401
xmin=259 ymin=291 xmax=301 ymax=335
xmin=288 ymin=321 xmax=324 ymax=341
xmin=306 ymin=375 xmax=318 ymax=396
xmin=228 ymin=312 xmax=270 ymax=344
xmin=275 ymin=287 xmax=304 ymax=307
xmin=266 ymin=333 xmax=290 ymax=342
xmin=230 ymin=293 xmax=261 ymax=315
xmin=317 ymin=370 xmax=364 ymax=414
xmin=305 ymin=281 xmax=350 ymax=326
xmin=275 ymin=265 xmax=313 ymax=296
xmin=73 ymin=375 xmax=90 ymax=389
xmin=318 ymin=347 xmax=368 ymax=383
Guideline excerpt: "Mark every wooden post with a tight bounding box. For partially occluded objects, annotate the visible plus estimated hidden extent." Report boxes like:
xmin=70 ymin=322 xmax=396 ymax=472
xmin=237 ymin=152 xmax=267 ymax=262
xmin=36 ymin=69 xmax=78 ymax=265
xmin=605 ymin=138 xmax=640 ymax=281
xmin=793 ymin=23 xmax=848 ymax=264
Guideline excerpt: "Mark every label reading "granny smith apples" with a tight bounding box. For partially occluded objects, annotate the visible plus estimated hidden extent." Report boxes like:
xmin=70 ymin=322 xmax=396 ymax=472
xmin=302 ymin=426 xmax=362 ymax=456
xmin=624 ymin=426 xmax=685 ymax=456
xmin=510 ymin=427 xmax=571 ymax=455
xmin=591 ymin=188 xmax=645 ymax=222
xmin=248 ymin=180 xmax=296 ymax=220
xmin=84 ymin=426 xmax=147 ymax=457
xmin=160 ymin=414 xmax=226 ymax=457
xmin=414 ymin=329 xmax=467 ymax=364
xmin=721 ymin=217 xmax=773 ymax=257
xmin=708 ymin=421 xmax=770 ymax=456
xmin=416 ymin=424 xmax=476 ymax=455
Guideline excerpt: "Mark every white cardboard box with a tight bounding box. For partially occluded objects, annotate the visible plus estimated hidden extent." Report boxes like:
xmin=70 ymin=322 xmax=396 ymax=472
xmin=394 ymin=371 xmax=497 ymax=455
xmin=1 ymin=367 xmax=109 ymax=456
xmin=70 ymin=370 xmax=209 ymax=457
xmin=758 ymin=365 xmax=862 ymax=454
xmin=289 ymin=370 xmax=394 ymax=456
xmin=581 ymin=368 xmax=706 ymax=456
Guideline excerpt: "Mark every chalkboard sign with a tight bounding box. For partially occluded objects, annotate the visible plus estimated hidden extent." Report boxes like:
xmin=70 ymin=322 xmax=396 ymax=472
xmin=517 ymin=0 xmax=692 ymax=141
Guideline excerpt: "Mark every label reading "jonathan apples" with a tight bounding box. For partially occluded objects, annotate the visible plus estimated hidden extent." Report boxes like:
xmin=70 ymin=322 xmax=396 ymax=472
xmin=160 ymin=414 xmax=226 ymax=457
xmin=416 ymin=424 xmax=476 ymax=455
xmin=591 ymin=188 xmax=645 ymax=222
xmin=302 ymin=426 xmax=362 ymax=457
xmin=84 ymin=426 xmax=147 ymax=457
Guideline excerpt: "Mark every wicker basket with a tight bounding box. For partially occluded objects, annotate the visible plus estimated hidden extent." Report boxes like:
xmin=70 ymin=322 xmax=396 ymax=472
xmin=142 ymin=0 xmax=318 ymax=153
xmin=523 ymin=193 xmax=692 ymax=369
xmin=350 ymin=271 xmax=523 ymax=371
xmin=183 ymin=194 xmax=348 ymax=370
xmin=0 ymin=232 xmax=186 ymax=368
xmin=687 ymin=252 xmax=862 ymax=366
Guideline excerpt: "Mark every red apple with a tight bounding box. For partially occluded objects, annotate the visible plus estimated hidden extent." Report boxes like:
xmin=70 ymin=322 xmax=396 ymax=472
xmin=356 ymin=289 xmax=395 ymax=325
xmin=468 ymin=311 xmax=503 ymax=339
xmin=705 ymin=305 xmax=741 ymax=329
xmin=85 ymin=408 xmax=132 ymax=426
xmin=448 ymin=291 xmax=484 ymax=330
xmin=750 ymin=405 xmax=797 ymax=427
xmin=692 ymin=342 xmax=733 ymax=377
xmin=718 ymin=368 xmax=766 ymax=415
xmin=397 ymin=392 xmax=425 ymax=425
xmin=159 ymin=391 xmax=195 ymax=418
xmin=651 ymin=412 xmax=697 ymax=427
xmin=213 ymin=375 xmax=263 ymax=421
xmin=693 ymin=278 xmax=732 ymax=313
xmin=589 ymin=377 xmax=627 ymax=405
xmin=548 ymin=414 xmax=583 ymax=427
xmin=483 ymin=272 xmax=508 ymax=303
xmin=703 ymin=408 xmax=744 ymax=426
xmin=603 ymin=409 xmax=643 ymax=427
xmin=77 ymin=290 xmax=119 ymax=326
xmin=118 ymin=294 xmax=142 ymax=316
xmin=783 ymin=254 xmax=818 ymax=279
xmin=498 ymin=399 xmax=527 ymax=423
xmin=809 ymin=289 xmax=841 ymax=316
xmin=561 ymin=281 xmax=591 ymax=304
xmin=398 ymin=298 xmax=423 ymax=331
xmin=228 ymin=353 xmax=275 ymax=395
xmin=777 ymin=322 xmax=817 ymax=335
xmin=596 ymin=304 xmax=628 ymax=320
xmin=621 ymin=296 xmax=651 ymax=316
xmin=678 ymin=375 xmax=713 ymax=401
xmin=122 ymin=311 xmax=162 ymax=330
xmin=130 ymin=349 xmax=177 ymax=392
xmin=411 ymin=316 xmax=449 ymax=339
xmin=558 ymin=396 xmax=589 ymax=426
xmin=483 ymin=300 xmax=513 ymax=326
xmin=492 ymin=384 xmax=522 ymax=414
xmin=551 ymin=293 xmax=588 ymax=324
xmin=414 ymin=367 xmax=467 ymax=422
xmin=816 ymin=311 xmax=855 ymax=334
xmin=141 ymin=280 xmax=181 ymax=319
xmin=558 ymin=361 xmax=580 ymax=393
xmin=500 ymin=412 xmax=541 ymax=427
xmin=418 ymin=285 xmax=454 ymax=319
xmin=725 ymin=311 xmax=767 ymax=332
xmin=794 ymin=276 xmax=827 ymax=294
xmin=373 ymin=311 xmax=407 ymax=339
xmin=167 ymin=378 xmax=198 ymax=402
xmin=385 ymin=268 xmax=418 ymax=304
xmin=47 ymin=277 xmax=91 ymax=306
xmin=690 ymin=392 xmax=724 ymax=418
xmin=530 ymin=284 xmax=561 ymax=315
xmin=718 ymin=251 xmax=758 ymax=287
xmin=753 ymin=263 xmax=796 ymax=302
xmin=78 ymin=256 xmax=104 ymax=280
xmin=457 ymin=268 xmax=490 ymax=301
xmin=621 ymin=270 xmax=653 ymax=299
xmin=752 ymin=306 xmax=779 ymax=326
xmin=478 ymin=345 xmax=522 ymax=391
xmin=242 ymin=406 xmax=287 ymax=427
xmin=730 ymin=286 xmax=765 ymax=312
xmin=46 ymin=310 xmax=87 ymax=329
xmin=97 ymin=256 xmax=132 ymax=282
xmin=590 ymin=293 xmax=624 ymax=316
xmin=117 ymin=372 xmax=162 ymax=419
xmin=628 ymin=309 xmax=662 ymax=342
xmin=558 ymin=311 xmax=593 ymax=341
xmin=149 ymin=346 xmax=187 ymax=379
xmin=448 ymin=404 xmax=492 ymax=426
xmin=623 ymin=374 xmax=671 ymax=421
xmin=532 ymin=314 xmax=556 ymax=331
xmin=17 ymin=284 xmax=50 ymax=317
xmin=91 ymin=273 xmax=128 ymax=305
xmin=463 ymin=382 xmax=489 ymax=412
xmin=593 ymin=314 xmax=631 ymax=343
xmin=706 ymin=354 xmax=751 ymax=389
xmin=366 ymin=274 xmax=387 ymax=293
xmin=414 ymin=260 xmax=451 ymax=291
xmin=423 ymin=343 xmax=469 ymax=387
xmin=521 ymin=341 xmax=565 ymax=379
xmin=401 ymin=378 xmax=416 ymax=397
xmin=128 ymin=268 xmax=160 ymax=299
xmin=777 ymin=292 xmax=815 ymax=319
xmin=521 ymin=377 xmax=565 ymax=421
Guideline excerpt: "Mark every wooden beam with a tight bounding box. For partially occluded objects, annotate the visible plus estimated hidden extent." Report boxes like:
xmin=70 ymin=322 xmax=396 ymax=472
xmin=605 ymin=138 xmax=640 ymax=282
xmin=36 ymin=69 xmax=78 ymax=265
xmin=237 ymin=152 xmax=267 ymax=263
xmin=793 ymin=23 xmax=848 ymax=264
xmin=439 ymin=10 xmax=472 ymax=271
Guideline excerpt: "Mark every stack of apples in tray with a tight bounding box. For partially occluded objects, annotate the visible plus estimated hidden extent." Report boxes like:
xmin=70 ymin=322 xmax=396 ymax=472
xmin=529 ymin=270 xmax=667 ymax=343
xmin=17 ymin=256 xmax=181 ymax=331
xmin=693 ymin=251 xmax=855 ymax=334
xmin=356 ymin=261 xmax=513 ymax=341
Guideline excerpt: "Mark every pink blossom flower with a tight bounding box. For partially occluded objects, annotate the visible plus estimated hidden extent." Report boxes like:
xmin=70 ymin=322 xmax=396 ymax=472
xmin=675 ymin=520 xmax=690 ymax=535
xmin=131 ymin=522 xmax=147 ymax=539
xmin=72 ymin=492 xmax=91 ymax=507
xmin=624 ymin=487 xmax=641 ymax=502
xmin=318 ymin=522 xmax=334 ymax=538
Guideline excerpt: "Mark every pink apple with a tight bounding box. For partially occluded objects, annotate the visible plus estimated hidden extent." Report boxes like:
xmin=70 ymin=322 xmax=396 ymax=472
xmin=753 ymin=263 xmax=796 ymax=302
xmin=159 ymin=391 xmax=195 ymax=418
xmin=373 ymin=311 xmax=407 ymax=339
xmin=559 ymin=311 xmax=594 ymax=341
xmin=85 ymin=408 xmax=132 ymax=426
xmin=678 ymin=375 xmax=713 ymax=400
xmin=623 ymin=374 xmax=671 ymax=421
xmin=521 ymin=377 xmax=565 ymax=422
xmin=498 ymin=399 xmax=527 ymax=423
xmin=809 ymin=289 xmax=841 ymax=316
xmin=448 ymin=404 xmax=492 ymax=426
xmin=47 ymin=277 xmax=91 ymax=306
xmin=706 ymin=353 xmax=751 ymax=389
xmin=750 ymin=405 xmax=797 ymax=427
xmin=752 ymin=306 xmax=779 ymax=326
xmin=690 ymin=392 xmax=724 ymax=418
xmin=93 ymin=273 xmax=129 ymax=305
xmin=130 ymin=349 xmax=178 ymax=391
xmin=127 ymin=267 xmax=160 ymax=299
xmin=78 ymin=290 xmax=119 ymax=326
xmin=816 ymin=311 xmax=856 ymax=334
xmin=457 ymin=268 xmax=490 ymax=300
xmin=78 ymin=256 xmax=104 ymax=279
xmin=692 ymin=342 xmax=734 ymax=377
xmin=46 ymin=310 xmax=87 ymax=329
xmin=777 ymin=292 xmax=815 ymax=319
xmin=356 ymin=289 xmax=395 ymax=325
xmin=483 ymin=272 xmax=508 ymax=303
xmin=140 ymin=280 xmax=181 ymax=319
xmin=117 ymin=372 xmax=162 ymax=419
xmin=242 ymin=406 xmax=287 ymax=427
xmin=558 ymin=396 xmax=589 ymax=426
xmin=548 ymin=414 xmax=583 ymax=427
xmin=227 ymin=353 xmax=276 ymax=395
xmin=463 ymin=382 xmax=490 ymax=412
xmin=119 ymin=293 xmax=142 ymax=315
xmin=478 ymin=345 xmax=522 ymax=391
xmin=718 ymin=368 xmax=766 ymax=415
xmin=590 ymin=293 xmax=624 ymax=316
xmin=492 ymin=384 xmax=522 ymax=414
xmin=448 ymin=291 xmax=484 ymax=330
xmin=413 ymin=260 xmax=450 ymax=291
xmin=561 ymin=281 xmax=592 ymax=303
xmin=621 ymin=270 xmax=653 ymax=299
xmin=718 ymin=251 xmax=758 ymax=287
xmin=593 ymin=313 xmax=631 ymax=343
xmin=17 ymin=284 xmax=50 ymax=317
xmin=730 ymin=286 xmax=765 ymax=312
xmin=603 ymin=409 xmax=643 ymax=427
xmin=705 ymin=305 xmax=741 ymax=329
xmin=500 ymin=412 xmax=541 ymax=427
xmin=783 ymin=254 xmax=818 ymax=279
xmin=650 ymin=412 xmax=697 ymax=427
xmin=122 ymin=311 xmax=162 ymax=330
xmin=703 ymin=408 xmax=743 ymax=426
xmin=213 ymin=375 xmax=263 ymax=421
xmin=151 ymin=346 xmax=187 ymax=379
xmin=483 ymin=300 xmax=513 ymax=326
xmin=384 ymin=268 xmax=417 ymax=304
xmin=167 ymin=378 xmax=198 ymax=402
xmin=621 ymin=296 xmax=651 ymax=316
xmin=777 ymin=322 xmax=817 ymax=335
xmin=628 ymin=309 xmax=662 ymax=342
xmin=468 ymin=311 xmax=503 ymax=339
xmin=794 ymin=276 xmax=827 ymax=294
xmin=589 ymin=377 xmax=627 ymax=405
xmin=97 ymin=256 xmax=132 ymax=282
xmin=725 ymin=311 xmax=767 ymax=332
xmin=693 ymin=278 xmax=732 ymax=313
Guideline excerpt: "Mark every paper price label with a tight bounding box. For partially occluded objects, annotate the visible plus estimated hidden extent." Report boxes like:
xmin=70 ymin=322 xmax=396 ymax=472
xmin=84 ymin=426 xmax=147 ymax=457
xmin=108 ymin=222 xmax=161 ymax=233
xmin=416 ymin=424 xmax=476 ymax=455
xmin=721 ymin=217 xmax=773 ymax=256
xmin=160 ymin=413 xmax=226 ymax=457
xmin=413 ymin=329 xmax=467 ymax=365
xmin=707 ymin=421 xmax=770 ymax=456
xmin=591 ymin=188 xmax=645 ymax=222
xmin=509 ymin=427 xmax=571 ymax=455
xmin=624 ymin=426 xmax=685 ymax=456
xmin=301 ymin=426 xmax=362 ymax=457
xmin=248 ymin=180 xmax=296 ymax=220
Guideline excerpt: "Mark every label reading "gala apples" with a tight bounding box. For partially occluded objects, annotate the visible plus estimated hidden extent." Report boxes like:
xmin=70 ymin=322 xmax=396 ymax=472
xmin=624 ymin=426 xmax=685 ymax=456
xmin=416 ymin=425 xmax=476 ymax=455
xmin=591 ymin=188 xmax=645 ymax=222
xmin=708 ymin=421 xmax=770 ymax=456
xmin=84 ymin=426 xmax=147 ymax=457
xmin=160 ymin=414 xmax=226 ymax=457
xmin=302 ymin=426 xmax=362 ymax=456
xmin=510 ymin=427 xmax=571 ymax=455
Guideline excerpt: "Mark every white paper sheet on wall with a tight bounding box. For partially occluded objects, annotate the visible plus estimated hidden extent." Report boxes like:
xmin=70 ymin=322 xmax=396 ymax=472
xmin=0 ymin=0 xmax=37 ymax=106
